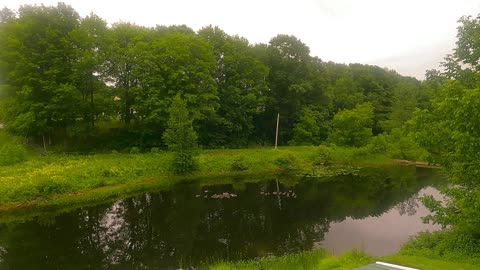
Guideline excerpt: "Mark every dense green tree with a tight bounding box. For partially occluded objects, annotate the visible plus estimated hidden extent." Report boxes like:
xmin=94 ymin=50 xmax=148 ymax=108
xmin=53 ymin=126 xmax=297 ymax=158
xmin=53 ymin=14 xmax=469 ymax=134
xmin=349 ymin=64 xmax=398 ymax=135
xmin=197 ymin=26 xmax=268 ymax=147
xmin=0 ymin=3 xmax=81 ymax=144
xmin=107 ymin=23 xmax=153 ymax=125
xmin=264 ymin=35 xmax=315 ymax=144
xmin=0 ymin=3 xmax=425 ymax=150
xmin=331 ymin=75 xmax=364 ymax=111
xmin=289 ymin=108 xmax=325 ymax=146
xmin=413 ymin=13 xmax=480 ymax=239
xmin=163 ymin=95 xmax=198 ymax=174
xmin=69 ymin=13 xmax=110 ymax=131
xmin=328 ymin=102 xmax=374 ymax=147
xmin=132 ymin=33 xmax=218 ymax=134
xmin=383 ymin=79 xmax=420 ymax=131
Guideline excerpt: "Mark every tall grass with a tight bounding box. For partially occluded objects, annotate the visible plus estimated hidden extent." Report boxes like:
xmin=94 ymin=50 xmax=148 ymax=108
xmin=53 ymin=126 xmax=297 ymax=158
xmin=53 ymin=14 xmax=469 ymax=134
xmin=203 ymin=249 xmax=373 ymax=270
xmin=204 ymin=247 xmax=480 ymax=270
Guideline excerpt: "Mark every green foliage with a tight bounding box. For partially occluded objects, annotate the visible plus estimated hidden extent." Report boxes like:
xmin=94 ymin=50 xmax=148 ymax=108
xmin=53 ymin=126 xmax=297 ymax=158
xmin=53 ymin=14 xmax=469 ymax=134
xmin=383 ymin=79 xmax=420 ymax=132
xmin=331 ymin=75 xmax=364 ymax=111
xmin=386 ymin=129 xmax=428 ymax=161
xmin=230 ymin=156 xmax=249 ymax=171
xmin=0 ymin=3 xmax=425 ymax=153
xmin=0 ymin=146 xmax=400 ymax=207
xmin=0 ymin=143 xmax=27 ymax=166
xmin=412 ymin=82 xmax=480 ymax=234
xmin=129 ymin=147 xmax=141 ymax=154
xmin=0 ymin=153 xmax=171 ymax=204
xmin=408 ymin=13 xmax=480 ymax=247
xmin=365 ymin=134 xmax=389 ymax=154
xmin=290 ymin=108 xmax=326 ymax=146
xmin=275 ymin=153 xmax=300 ymax=171
xmin=400 ymin=231 xmax=480 ymax=265
xmin=0 ymin=130 xmax=28 ymax=166
xmin=329 ymin=102 xmax=374 ymax=147
xmin=361 ymin=130 xmax=428 ymax=161
xmin=0 ymin=3 xmax=81 ymax=139
xmin=163 ymin=95 xmax=199 ymax=174
xmin=197 ymin=26 xmax=268 ymax=148
xmin=311 ymin=145 xmax=334 ymax=165
xmin=204 ymin=249 xmax=373 ymax=270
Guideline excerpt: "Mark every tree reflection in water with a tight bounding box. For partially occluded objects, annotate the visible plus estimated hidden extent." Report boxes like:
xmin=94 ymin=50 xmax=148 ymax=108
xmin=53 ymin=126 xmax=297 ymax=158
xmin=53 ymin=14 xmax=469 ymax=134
xmin=0 ymin=166 xmax=443 ymax=269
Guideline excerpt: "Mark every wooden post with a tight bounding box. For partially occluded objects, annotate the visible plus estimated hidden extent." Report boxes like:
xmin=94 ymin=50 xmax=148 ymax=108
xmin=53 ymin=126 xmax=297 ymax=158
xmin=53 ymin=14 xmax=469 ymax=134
xmin=42 ymin=134 xmax=47 ymax=155
xmin=275 ymin=113 xmax=279 ymax=149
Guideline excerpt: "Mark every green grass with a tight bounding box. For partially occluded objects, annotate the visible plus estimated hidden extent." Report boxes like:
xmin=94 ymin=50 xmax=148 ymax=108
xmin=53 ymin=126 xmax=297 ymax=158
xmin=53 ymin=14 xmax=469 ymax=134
xmin=202 ymin=249 xmax=480 ymax=270
xmin=203 ymin=249 xmax=373 ymax=270
xmin=0 ymin=145 xmax=398 ymax=209
xmin=382 ymin=254 xmax=480 ymax=270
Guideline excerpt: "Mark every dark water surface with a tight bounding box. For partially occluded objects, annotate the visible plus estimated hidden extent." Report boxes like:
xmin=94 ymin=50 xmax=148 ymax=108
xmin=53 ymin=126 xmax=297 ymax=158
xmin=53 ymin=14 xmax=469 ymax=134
xmin=0 ymin=166 xmax=443 ymax=269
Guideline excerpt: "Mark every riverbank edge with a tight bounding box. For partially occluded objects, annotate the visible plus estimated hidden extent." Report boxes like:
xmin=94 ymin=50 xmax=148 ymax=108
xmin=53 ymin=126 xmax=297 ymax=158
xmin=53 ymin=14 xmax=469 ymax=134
xmin=0 ymin=169 xmax=279 ymax=222
xmin=0 ymin=146 xmax=440 ymax=222
xmin=202 ymin=249 xmax=479 ymax=270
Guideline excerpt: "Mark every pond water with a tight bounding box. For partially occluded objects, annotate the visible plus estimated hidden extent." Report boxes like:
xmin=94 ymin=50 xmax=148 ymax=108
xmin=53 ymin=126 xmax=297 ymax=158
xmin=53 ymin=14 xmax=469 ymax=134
xmin=0 ymin=166 xmax=443 ymax=269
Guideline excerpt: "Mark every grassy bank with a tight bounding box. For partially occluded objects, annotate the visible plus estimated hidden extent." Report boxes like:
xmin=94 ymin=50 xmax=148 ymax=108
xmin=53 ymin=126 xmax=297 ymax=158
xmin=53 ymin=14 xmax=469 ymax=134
xmin=0 ymin=144 xmax=398 ymax=212
xmin=204 ymin=229 xmax=480 ymax=270
xmin=203 ymin=249 xmax=479 ymax=270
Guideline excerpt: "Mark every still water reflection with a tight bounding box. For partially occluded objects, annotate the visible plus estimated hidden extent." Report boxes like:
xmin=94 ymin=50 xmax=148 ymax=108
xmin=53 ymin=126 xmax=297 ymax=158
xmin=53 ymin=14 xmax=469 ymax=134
xmin=0 ymin=166 xmax=443 ymax=269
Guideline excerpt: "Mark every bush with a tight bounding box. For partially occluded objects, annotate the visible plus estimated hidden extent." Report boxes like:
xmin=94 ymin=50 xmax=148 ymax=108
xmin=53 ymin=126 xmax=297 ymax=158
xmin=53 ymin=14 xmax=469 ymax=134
xmin=401 ymin=231 xmax=480 ymax=264
xmin=311 ymin=145 xmax=334 ymax=165
xmin=129 ymin=147 xmax=140 ymax=154
xmin=230 ymin=156 xmax=249 ymax=171
xmin=386 ymin=129 xmax=428 ymax=161
xmin=150 ymin=147 xmax=160 ymax=153
xmin=328 ymin=102 xmax=374 ymax=147
xmin=170 ymin=151 xmax=198 ymax=174
xmin=366 ymin=134 xmax=388 ymax=154
xmin=0 ymin=143 xmax=27 ymax=166
xmin=275 ymin=153 xmax=299 ymax=171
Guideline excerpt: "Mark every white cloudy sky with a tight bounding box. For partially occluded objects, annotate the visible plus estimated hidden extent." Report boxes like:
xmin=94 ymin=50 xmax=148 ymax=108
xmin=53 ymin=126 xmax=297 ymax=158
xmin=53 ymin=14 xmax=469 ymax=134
xmin=2 ymin=0 xmax=480 ymax=79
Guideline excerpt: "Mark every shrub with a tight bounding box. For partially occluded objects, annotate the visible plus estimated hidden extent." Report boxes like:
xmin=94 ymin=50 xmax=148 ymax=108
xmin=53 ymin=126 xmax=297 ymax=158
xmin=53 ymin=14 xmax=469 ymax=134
xmin=129 ymin=147 xmax=141 ymax=154
xmin=328 ymin=102 xmax=374 ymax=147
xmin=150 ymin=147 xmax=160 ymax=153
xmin=366 ymin=134 xmax=388 ymax=154
xmin=0 ymin=143 xmax=27 ymax=166
xmin=275 ymin=153 xmax=299 ymax=171
xmin=311 ymin=145 xmax=334 ymax=165
xmin=401 ymin=231 xmax=480 ymax=264
xmin=170 ymin=151 xmax=198 ymax=174
xmin=230 ymin=156 xmax=249 ymax=171
xmin=386 ymin=129 xmax=429 ymax=161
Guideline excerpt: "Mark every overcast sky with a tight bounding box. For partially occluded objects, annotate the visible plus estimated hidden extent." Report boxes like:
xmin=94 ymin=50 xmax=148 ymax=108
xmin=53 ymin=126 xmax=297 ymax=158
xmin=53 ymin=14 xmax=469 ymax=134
xmin=3 ymin=0 xmax=480 ymax=79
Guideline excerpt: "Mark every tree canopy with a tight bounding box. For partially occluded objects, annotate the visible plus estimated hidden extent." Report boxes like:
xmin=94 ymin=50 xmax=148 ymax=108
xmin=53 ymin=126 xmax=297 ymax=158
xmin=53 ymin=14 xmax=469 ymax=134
xmin=411 ymin=12 xmax=480 ymax=239
xmin=0 ymin=3 xmax=424 ymax=150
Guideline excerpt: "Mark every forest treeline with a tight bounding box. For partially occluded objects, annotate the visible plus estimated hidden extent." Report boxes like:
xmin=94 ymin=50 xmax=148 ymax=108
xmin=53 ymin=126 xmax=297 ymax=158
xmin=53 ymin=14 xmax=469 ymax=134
xmin=0 ymin=3 xmax=427 ymax=150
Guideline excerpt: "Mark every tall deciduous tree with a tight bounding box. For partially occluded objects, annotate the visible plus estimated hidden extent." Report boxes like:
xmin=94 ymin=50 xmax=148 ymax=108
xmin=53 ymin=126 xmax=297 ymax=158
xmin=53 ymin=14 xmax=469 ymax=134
xmin=264 ymin=35 xmax=314 ymax=144
xmin=197 ymin=26 xmax=268 ymax=147
xmin=132 ymin=33 xmax=218 ymax=138
xmin=70 ymin=13 xmax=109 ymax=131
xmin=0 ymin=3 xmax=81 ymax=143
xmin=107 ymin=23 xmax=152 ymax=125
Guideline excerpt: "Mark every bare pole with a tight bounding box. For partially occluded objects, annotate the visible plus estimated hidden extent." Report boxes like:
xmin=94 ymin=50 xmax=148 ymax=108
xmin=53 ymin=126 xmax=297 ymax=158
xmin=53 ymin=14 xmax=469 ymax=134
xmin=275 ymin=113 xmax=280 ymax=149
xmin=42 ymin=134 xmax=47 ymax=155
